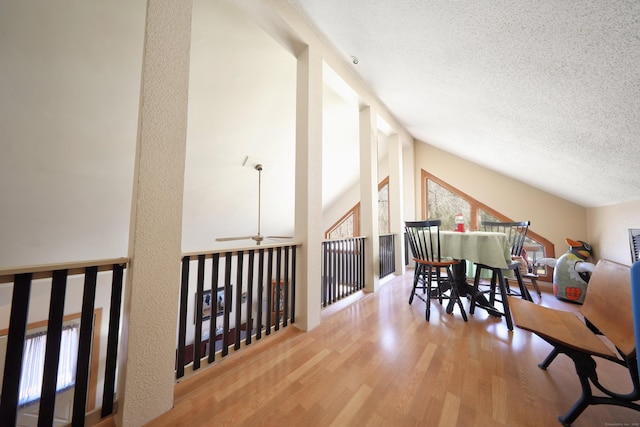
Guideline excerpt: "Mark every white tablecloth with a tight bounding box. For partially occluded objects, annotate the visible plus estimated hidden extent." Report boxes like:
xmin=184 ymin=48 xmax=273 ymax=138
xmin=439 ymin=231 xmax=511 ymax=269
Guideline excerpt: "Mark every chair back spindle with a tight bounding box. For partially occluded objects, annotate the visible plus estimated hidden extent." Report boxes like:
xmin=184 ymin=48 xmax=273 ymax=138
xmin=629 ymin=228 xmax=640 ymax=263
xmin=482 ymin=221 xmax=530 ymax=257
xmin=405 ymin=220 xmax=442 ymax=263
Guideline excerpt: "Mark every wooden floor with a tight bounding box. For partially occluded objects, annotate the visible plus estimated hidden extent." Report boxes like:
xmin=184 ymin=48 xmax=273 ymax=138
xmin=146 ymin=272 xmax=639 ymax=427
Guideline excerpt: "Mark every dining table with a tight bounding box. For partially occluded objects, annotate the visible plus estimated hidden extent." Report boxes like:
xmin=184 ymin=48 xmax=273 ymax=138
xmin=437 ymin=230 xmax=531 ymax=315
xmin=439 ymin=230 xmax=512 ymax=270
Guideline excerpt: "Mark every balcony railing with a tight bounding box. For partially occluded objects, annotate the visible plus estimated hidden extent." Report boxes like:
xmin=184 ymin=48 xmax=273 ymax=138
xmin=379 ymin=233 xmax=396 ymax=279
xmin=176 ymin=243 xmax=299 ymax=379
xmin=321 ymin=237 xmax=366 ymax=307
xmin=0 ymin=258 xmax=128 ymax=427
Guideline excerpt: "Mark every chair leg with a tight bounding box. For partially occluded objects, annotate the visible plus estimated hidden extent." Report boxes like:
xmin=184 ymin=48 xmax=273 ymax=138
xmin=469 ymin=266 xmax=483 ymax=315
xmin=423 ymin=266 xmax=430 ymax=295
xmin=469 ymin=265 xmax=504 ymax=318
xmin=513 ymin=269 xmax=533 ymax=301
xmin=489 ymin=271 xmax=497 ymax=305
xmin=425 ymin=266 xmax=433 ymax=321
xmin=409 ymin=264 xmax=423 ymax=304
xmin=531 ymin=276 xmax=542 ymax=298
xmin=409 ymin=268 xmax=418 ymax=304
xmin=496 ymin=269 xmax=514 ymax=330
xmin=438 ymin=268 xmax=446 ymax=304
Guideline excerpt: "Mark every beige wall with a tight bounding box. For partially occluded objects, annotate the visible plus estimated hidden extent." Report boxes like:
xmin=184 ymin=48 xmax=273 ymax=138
xmin=0 ymin=0 xmax=145 ymax=269
xmin=414 ymin=143 xmax=588 ymax=258
xmin=587 ymin=199 xmax=640 ymax=266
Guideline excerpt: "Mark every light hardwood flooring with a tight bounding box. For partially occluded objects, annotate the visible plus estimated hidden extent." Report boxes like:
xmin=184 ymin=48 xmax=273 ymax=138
xmin=145 ymin=271 xmax=639 ymax=427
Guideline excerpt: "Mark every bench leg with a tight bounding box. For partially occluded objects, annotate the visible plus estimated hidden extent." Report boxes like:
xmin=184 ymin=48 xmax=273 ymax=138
xmin=558 ymin=353 xmax=597 ymax=426
xmin=538 ymin=347 xmax=560 ymax=370
xmin=557 ymin=351 xmax=640 ymax=426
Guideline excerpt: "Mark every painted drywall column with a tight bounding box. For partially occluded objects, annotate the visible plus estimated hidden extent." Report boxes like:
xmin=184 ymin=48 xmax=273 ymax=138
xmin=294 ymin=45 xmax=323 ymax=331
xmin=360 ymin=107 xmax=381 ymax=292
xmin=116 ymin=1 xmax=192 ymax=426
xmin=388 ymin=134 xmax=406 ymax=275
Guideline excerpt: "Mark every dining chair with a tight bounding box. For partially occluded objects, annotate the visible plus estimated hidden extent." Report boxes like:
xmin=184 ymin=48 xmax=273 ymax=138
xmin=404 ymin=220 xmax=467 ymax=321
xmin=629 ymin=228 xmax=640 ymax=263
xmin=508 ymin=246 xmax=542 ymax=298
xmin=469 ymin=220 xmax=532 ymax=330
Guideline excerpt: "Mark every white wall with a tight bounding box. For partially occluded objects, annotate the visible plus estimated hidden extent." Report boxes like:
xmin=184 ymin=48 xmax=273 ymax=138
xmin=183 ymin=0 xmax=298 ymax=252
xmin=587 ymin=199 xmax=640 ymax=265
xmin=0 ymin=0 xmax=146 ymax=268
xmin=322 ymin=130 xmax=393 ymax=233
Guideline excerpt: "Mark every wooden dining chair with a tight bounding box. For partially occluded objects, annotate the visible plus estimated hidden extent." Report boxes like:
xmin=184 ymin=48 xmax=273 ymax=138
xmin=404 ymin=220 xmax=467 ymax=321
xmin=469 ymin=220 xmax=532 ymax=330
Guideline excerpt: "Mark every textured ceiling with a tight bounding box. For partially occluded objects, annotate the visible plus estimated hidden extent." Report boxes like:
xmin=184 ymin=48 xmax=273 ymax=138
xmin=290 ymin=0 xmax=640 ymax=208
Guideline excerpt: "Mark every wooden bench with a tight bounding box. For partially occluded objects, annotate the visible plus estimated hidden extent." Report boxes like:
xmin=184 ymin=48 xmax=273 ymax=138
xmin=509 ymin=259 xmax=640 ymax=426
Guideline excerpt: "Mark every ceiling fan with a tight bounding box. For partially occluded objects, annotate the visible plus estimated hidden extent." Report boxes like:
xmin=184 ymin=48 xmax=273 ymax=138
xmin=215 ymin=163 xmax=292 ymax=245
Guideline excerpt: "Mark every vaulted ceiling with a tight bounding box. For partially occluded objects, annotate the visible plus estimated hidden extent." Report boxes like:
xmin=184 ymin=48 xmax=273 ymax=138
xmin=290 ymin=0 xmax=640 ymax=208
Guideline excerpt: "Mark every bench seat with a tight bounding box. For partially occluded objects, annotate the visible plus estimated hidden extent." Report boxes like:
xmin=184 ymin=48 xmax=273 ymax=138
xmin=510 ymin=298 xmax=616 ymax=359
xmin=509 ymin=259 xmax=640 ymax=426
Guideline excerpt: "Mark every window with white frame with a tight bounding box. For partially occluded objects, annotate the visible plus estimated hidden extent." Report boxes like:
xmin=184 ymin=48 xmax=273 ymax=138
xmin=18 ymin=323 xmax=79 ymax=406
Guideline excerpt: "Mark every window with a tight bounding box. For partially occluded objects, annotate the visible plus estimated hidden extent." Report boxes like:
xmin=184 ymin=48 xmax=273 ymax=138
xmin=427 ymin=178 xmax=470 ymax=231
xmin=18 ymin=323 xmax=79 ymax=406
xmin=325 ymin=177 xmax=391 ymax=239
xmin=326 ymin=204 xmax=359 ymax=239
xmin=378 ymin=177 xmax=390 ymax=234
xmin=422 ymin=170 xmax=555 ymax=280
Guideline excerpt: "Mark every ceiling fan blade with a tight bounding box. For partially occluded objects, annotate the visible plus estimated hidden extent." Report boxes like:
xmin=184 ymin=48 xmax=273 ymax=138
xmin=215 ymin=236 xmax=254 ymax=242
xmin=266 ymin=236 xmax=293 ymax=239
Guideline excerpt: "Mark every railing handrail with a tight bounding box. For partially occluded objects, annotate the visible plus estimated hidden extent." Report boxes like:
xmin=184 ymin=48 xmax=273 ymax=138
xmin=182 ymin=242 xmax=302 ymax=259
xmin=320 ymin=234 xmax=397 ymax=244
xmin=321 ymin=236 xmax=368 ymax=244
xmin=0 ymin=257 xmax=129 ymax=284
